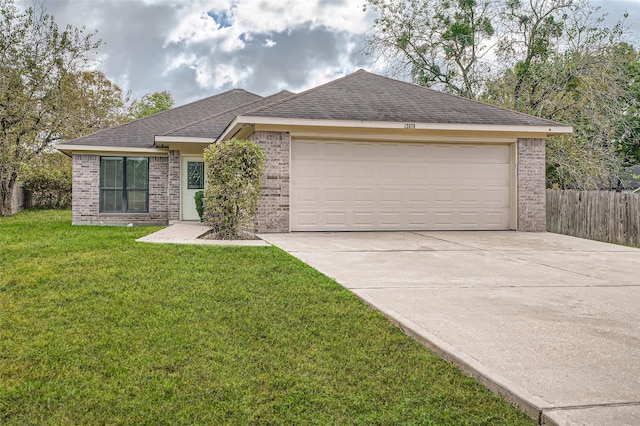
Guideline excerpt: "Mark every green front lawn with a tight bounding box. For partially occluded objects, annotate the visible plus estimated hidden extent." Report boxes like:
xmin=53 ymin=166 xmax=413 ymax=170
xmin=0 ymin=210 xmax=533 ymax=425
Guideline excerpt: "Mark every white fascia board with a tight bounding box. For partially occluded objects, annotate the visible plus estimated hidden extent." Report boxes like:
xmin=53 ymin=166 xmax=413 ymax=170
xmin=290 ymin=131 xmax=518 ymax=144
xmin=236 ymin=116 xmax=573 ymax=136
xmin=154 ymin=136 xmax=215 ymax=143
xmin=217 ymin=117 xmax=241 ymax=142
xmin=56 ymin=144 xmax=169 ymax=155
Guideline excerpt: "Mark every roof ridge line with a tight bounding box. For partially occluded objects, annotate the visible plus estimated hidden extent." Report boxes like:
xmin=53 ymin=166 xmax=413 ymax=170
xmin=162 ymin=90 xmax=295 ymax=137
xmin=160 ymin=92 xmax=272 ymax=136
xmin=146 ymin=88 xmax=260 ymax=123
xmin=240 ymin=70 xmax=367 ymax=116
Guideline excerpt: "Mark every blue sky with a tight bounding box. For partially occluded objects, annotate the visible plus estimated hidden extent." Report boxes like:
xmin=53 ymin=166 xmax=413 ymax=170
xmin=25 ymin=0 xmax=640 ymax=106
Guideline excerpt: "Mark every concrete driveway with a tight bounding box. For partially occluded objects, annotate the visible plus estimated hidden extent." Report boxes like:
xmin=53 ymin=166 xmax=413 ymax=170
xmin=259 ymin=231 xmax=640 ymax=426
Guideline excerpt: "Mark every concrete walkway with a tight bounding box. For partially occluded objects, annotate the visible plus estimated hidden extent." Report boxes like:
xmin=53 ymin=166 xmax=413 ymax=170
xmin=259 ymin=231 xmax=640 ymax=426
xmin=136 ymin=222 xmax=270 ymax=246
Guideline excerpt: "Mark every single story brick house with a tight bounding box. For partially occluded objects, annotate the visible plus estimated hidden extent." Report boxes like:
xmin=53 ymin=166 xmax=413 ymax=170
xmin=57 ymin=70 xmax=572 ymax=232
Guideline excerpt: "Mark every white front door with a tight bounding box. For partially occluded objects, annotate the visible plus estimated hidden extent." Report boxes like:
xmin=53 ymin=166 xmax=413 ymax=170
xmin=181 ymin=155 xmax=205 ymax=221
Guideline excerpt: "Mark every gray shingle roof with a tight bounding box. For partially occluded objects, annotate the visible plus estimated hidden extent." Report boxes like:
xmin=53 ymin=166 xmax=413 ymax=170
xmin=244 ymin=70 xmax=564 ymax=127
xmin=62 ymin=89 xmax=262 ymax=148
xmin=61 ymin=70 xmax=568 ymax=152
xmin=164 ymin=90 xmax=294 ymax=138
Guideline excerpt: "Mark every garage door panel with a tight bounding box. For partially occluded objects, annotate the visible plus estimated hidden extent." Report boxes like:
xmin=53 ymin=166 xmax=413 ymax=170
xmin=408 ymin=166 xmax=428 ymax=179
xmin=486 ymin=211 xmax=508 ymax=226
xmin=406 ymin=144 xmax=429 ymax=159
xmin=484 ymin=188 xmax=510 ymax=205
xmin=353 ymin=164 xmax=373 ymax=178
xmin=297 ymin=212 xmax=319 ymax=227
xmin=380 ymin=212 xmax=402 ymax=226
xmin=380 ymin=143 xmax=404 ymax=158
xmin=408 ymin=212 xmax=428 ymax=226
xmin=484 ymin=145 xmax=510 ymax=162
xmin=408 ymin=189 xmax=429 ymax=203
xmin=348 ymin=142 xmax=373 ymax=157
xmin=296 ymin=188 xmax=318 ymax=203
xmin=291 ymin=140 xmax=511 ymax=231
xmin=293 ymin=161 xmax=318 ymax=178
xmin=353 ymin=188 xmax=375 ymax=203
xmin=354 ymin=212 xmax=374 ymax=226
xmin=381 ymin=188 xmax=402 ymax=202
xmin=460 ymin=189 xmax=480 ymax=204
xmin=295 ymin=141 xmax=319 ymax=157
xmin=326 ymin=188 xmax=346 ymax=202
xmin=482 ymin=165 xmax=510 ymax=183
xmin=325 ymin=142 xmax=347 ymax=156
xmin=431 ymin=145 xmax=454 ymax=161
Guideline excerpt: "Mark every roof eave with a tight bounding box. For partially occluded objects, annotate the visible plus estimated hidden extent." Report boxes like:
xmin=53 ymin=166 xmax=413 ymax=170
xmin=228 ymin=116 xmax=572 ymax=137
xmin=56 ymin=144 xmax=169 ymax=156
xmin=217 ymin=116 xmax=245 ymax=142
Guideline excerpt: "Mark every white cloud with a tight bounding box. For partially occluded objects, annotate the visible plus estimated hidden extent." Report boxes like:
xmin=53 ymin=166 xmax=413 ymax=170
xmin=200 ymin=62 xmax=252 ymax=89
xmin=34 ymin=0 xmax=639 ymax=107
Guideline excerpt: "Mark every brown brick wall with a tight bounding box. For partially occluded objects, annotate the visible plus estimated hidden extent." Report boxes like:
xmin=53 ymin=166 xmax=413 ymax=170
xmin=148 ymin=156 xmax=169 ymax=223
xmin=249 ymin=131 xmax=290 ymax=233
xmin=72 ymin=154 xmax=169 ymax=226
xmin=168 ymin=150 xmax=180 ymax=222
xmin=517 ymin=138 xmax=546 ymax=232
xmin=72 ymin=154 xmax=100 ymax=225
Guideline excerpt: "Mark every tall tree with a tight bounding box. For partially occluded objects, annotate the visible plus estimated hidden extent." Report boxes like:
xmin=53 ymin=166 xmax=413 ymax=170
xmin=0 ymin=0 xmax=126 ymax=215
xmin=365 ymin=0 xmax=634 ymax=190
xmin=58 ymin=70 xmax=130 ymax=136
xmin=365 ymin=0 xmax=496 ymax=98
xmin=488 ymin=0 xmax=625 ymax=112
xmin=129 ymin=90 xmax=174 ymax=119
xmin=482 ymin=31 xmax=634 ymax=189
xmin=611 ymin=44 xmax=640 ymax=170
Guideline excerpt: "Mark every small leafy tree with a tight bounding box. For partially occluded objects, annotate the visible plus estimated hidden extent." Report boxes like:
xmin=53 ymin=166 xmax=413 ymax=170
xmin=203 ymin=139 xmax=265 ymax=239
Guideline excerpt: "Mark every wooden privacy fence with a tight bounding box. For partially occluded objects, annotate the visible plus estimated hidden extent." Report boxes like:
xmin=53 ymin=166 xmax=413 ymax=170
xmin=546 ymin=190 xmax=640 ymax=247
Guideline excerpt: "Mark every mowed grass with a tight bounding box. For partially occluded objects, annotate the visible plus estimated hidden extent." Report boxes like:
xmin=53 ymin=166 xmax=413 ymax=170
xmin=0 ymin=210 xmax=534 ymax=425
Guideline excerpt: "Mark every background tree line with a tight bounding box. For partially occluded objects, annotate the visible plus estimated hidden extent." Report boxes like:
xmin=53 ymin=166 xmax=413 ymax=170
xmin=365 ymin=0 xmax=640 ymax=190
xmin=3 ymin=0 xmax=639 ymax=215
xmin=0 ymin=0 xmax=174 ymax=215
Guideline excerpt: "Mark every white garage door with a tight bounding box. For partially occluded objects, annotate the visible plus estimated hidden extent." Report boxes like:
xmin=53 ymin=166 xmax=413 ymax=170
xmin=291 ymin=140 xmax=511 ymax=231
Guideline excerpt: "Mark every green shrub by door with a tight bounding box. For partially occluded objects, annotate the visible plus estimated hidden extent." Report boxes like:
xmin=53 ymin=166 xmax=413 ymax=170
xmin=203 ymin=139 xmax=265 ymax=239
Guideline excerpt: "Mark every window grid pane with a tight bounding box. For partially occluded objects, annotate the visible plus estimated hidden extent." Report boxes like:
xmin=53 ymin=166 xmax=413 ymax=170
xmin=126 ymin=158 xmax=149 ymax=190
xmin=126 ymin=190 xmax=147 ymax=211
xmin=187 ymin=161 xmax=204 ymax=189
xmin=100 ymin=157 xmax=123 ymax=188
xmin=100 ymin=189 xmax=123 ymax=212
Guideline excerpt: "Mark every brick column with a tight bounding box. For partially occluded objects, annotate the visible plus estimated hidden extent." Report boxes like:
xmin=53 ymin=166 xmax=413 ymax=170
xmin=249 ymin=131 xmax=290 ymax=233
xmin=517 ymin=138 xmax=546 ymax=231
xmin=148 ymin=156 xmax=169 ymax=222
xmin=168 ymin=150 xmax=181 ymax=222
xmin=72 ymin=154 xmax=100 ymax=225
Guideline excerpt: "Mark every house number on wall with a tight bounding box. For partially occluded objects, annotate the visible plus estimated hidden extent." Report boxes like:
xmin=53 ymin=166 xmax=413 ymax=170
xmin=404 ymin=123 xmax=416 ymax=129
